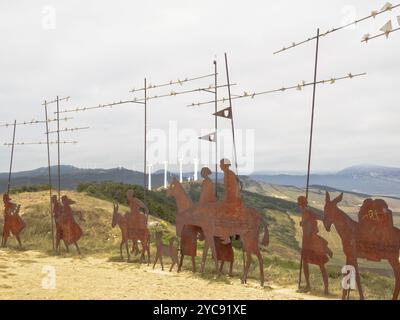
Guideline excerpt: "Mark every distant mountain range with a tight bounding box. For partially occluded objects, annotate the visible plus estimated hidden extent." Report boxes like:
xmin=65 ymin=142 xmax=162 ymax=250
xmin=251 ymin=165 xmax=400 ymax=197
xmin=0 ymin=165 xmax=169 ymax=191
xmin=2 ymin=164 xmax=400 ymax=197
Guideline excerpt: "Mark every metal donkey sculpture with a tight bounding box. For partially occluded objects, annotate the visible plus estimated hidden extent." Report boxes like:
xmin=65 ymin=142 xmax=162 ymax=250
xmin=324 ymin=192 xmax=400 ymax=300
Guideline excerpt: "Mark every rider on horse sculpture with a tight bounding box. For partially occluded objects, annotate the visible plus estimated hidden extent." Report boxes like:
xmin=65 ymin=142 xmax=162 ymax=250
xmin=125 ymin=189 xmax=149 ymax=237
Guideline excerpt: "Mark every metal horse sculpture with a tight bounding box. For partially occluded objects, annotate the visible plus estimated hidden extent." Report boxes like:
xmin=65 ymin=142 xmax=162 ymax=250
xmin=58 ymin=195 xmax=83 ymax=255
xmin=2 ymin=194 xmax=25 ymax=248
xmin=324 ymin=192 xmax=400 ymax=300
xmin=166 ymin=160 xmax=269 ymax=286
xmin=119 ymin=189 xmax=151 ymax=264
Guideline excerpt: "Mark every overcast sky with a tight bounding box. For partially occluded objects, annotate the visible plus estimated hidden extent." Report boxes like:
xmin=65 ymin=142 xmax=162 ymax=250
xmin=0 ymin=0 xmax=399 ymax=174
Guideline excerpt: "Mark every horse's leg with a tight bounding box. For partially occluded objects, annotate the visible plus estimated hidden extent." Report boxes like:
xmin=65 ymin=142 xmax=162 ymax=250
xmin=229 ymin=261 xmax=233 ymax=277
xmin=219 ymin=261 xmax=224 ymax=274
xmin=178 ymin=254 xmax=184 ymax=273
xmin=191 ymin=256 xmax=196 ymax=273
xmin=255 ymin=248 xmax=265 ymax=287
xmin=201 ymin=241 xmax=209 ymax=273
xmin=2 ymin=234 xmax=8 ymax=247
xmin=153 ymin=253 xmax=159 ymax=269
xmin=242 ymin=251 xmax=252 ymax=284
xmin=303 ymin=260 xmax=311 ymax=292
xmin=119 ymin=240 xmax=124 ymax=260
xmin=160 ymin=255 xmax=164 ymax=271
xmin=125 ymin=241 xmax=130 ymax=262
xmin=319 ymin=264 xmax=329 ymax=295
xmin=146 ymin=237 xmax=151 ymax=266
xmin=74 ymin=242 xmax=81 ymax=255
xmin=206 ymin=235 xmax=219 ymax=274
xmin=353 ymin=260 xmax=364 ymax=300
xmin=170 ymin=257 xmax=175 ymax=272
xmin=389 ymin=258 xmax=400 ymax=300
xmin=140 ymin=242 xmax=146 ymax=263
xmin=16 ymin=234 xmax=22 ymax=249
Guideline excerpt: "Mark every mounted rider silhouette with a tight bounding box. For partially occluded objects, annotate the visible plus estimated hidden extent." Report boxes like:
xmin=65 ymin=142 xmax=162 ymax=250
xmin=125 ymin=189 xmax=149 ymax=232
xmin=219 ymin=158 xmax=242 ymax=244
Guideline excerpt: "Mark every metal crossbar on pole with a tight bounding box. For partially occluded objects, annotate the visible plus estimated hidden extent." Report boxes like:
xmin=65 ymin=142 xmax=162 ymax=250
xmin=274 ymin=3 xmax=400 ymax=54
xmin=362 ymin=26 xmax=400 ymax=42
xmin=188 ymin=72 xmax=366 ymax=108
xmin=0 ymin=117 xmax=73 ymax=128
xmin=3 ymin=141 xmax=78 ymax=146
xmin=46 ymin=126 xmax=90 ymax=134
xmin=130 ymin=73 xmax=216 ymax=92
xmin=55 ymin=84 xmax=236 ymax=115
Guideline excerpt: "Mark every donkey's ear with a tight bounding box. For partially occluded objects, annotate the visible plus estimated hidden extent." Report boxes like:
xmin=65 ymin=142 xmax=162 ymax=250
xmin=334 ymin=193 xmax=344 ymax=204
xmin=325 ymin=191 xmax=330 ymax=203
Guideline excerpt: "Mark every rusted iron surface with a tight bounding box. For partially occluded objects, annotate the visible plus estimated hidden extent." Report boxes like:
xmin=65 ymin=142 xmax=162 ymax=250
xmin=112 ymin=190 xmax=150 ymax=264
xmin=167 ymin=159 xmax=269 ymax=286
xmin=58 ymin=195 xmax=83 ymax=254
xmin=324 ymin=192 xmax=400 ymax=300
xmin=298 ymin=196 xmax=331 ymax=294
xmin=153 ymin=231 xmax=179 ymax=272
xmin=2 ymin=193 xmax=25 ymax=248
xmin=52 ymin=195 xmax=63 ymax=251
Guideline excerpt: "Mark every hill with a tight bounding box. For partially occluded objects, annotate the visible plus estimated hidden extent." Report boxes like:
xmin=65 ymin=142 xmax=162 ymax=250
xmin=0 ymin=181 xmax=398 ymax=299
xmin=251 ymin=164 xmax=400 ymax=197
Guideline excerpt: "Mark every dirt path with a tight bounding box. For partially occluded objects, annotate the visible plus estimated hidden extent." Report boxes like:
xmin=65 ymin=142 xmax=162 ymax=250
xmin=0 ymin=250 xmax=330 ymax=300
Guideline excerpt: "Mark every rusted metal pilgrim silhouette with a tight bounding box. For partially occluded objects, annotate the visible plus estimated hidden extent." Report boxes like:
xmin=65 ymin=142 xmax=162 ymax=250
xmin=124 ymin=189 xmax=150 ymax=264
xmin=324 ymin=192 xmax=400 ymax=300
xmin=57 ymin=195 xmax=83 ymax=254
xmin=198 ymin=167 xmax=234 ymax=276
xmin=167 ymin=159 xmax=269 ymax=285
xmin=52 ymin=195 xmax=65 ymax=251
xmin=298 ymin=196 xmax=332 ymax=294
xmin=153 ymin=230 xmax=179 ymax=272
xmin=2 ymin=194 xmax=25 ymax=248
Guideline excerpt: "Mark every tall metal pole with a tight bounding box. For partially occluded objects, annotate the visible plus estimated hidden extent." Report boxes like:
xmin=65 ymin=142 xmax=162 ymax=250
xmin=214 ymin=60 xmax=218 ymax=198
xmin=144 ymin=78 xmax=147 ymax=202
xmin=299 ymin=28 xmax=320 ymax=291
xmin=56 ymin=96 xmax=61 ymax=199
xmin=44 ymin=101 xmax=55 ymax=250
xmin=7 ymin=120 xmax=17 ymax=194
xmin=224 ymin=53 xmax=239 ymax=174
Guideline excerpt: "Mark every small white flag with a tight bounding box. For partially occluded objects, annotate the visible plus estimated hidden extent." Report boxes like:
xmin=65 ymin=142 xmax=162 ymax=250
xmin=362 ymin=33 xmax=370 ymax=42
xmin=199 ymin=132 xmax=217 ymax=143
xmin=381 ymin=2 xmax=393 ymax=11
xmin=380 ymin=20 xmax=393 ymax=38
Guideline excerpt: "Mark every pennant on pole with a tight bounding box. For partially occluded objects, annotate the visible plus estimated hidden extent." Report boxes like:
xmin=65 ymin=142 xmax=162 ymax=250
xmin=199 ymin=132 xmax=217 ymax=143
xmin=380 ymin=20 xmax=393 ymax=38
xmin=213 ymin=107 xmax=232 ymax=119
xmin=381 ymin=2 xmax=393 ymax=11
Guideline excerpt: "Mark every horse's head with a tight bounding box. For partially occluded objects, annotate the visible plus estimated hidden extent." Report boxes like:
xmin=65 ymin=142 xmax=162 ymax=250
xmin=323 ymin=191 xmax=343 ymax=232
xmin=111 ymin=203 xmax=119 ymax=228
xmin=166 ymin=177 xmax=179 ymax=198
